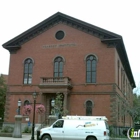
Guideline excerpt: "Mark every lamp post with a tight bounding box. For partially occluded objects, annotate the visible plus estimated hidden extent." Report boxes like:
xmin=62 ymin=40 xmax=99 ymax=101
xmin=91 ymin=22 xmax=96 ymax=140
xmin=48 ymin=99 xmax=57 ymax=125
xmin=18 ymin=99 xmax=21 ymax=115
xmin=12 ymin=99 xmax=22 ymax=138
xmin=51 ymin=99 xmax=55 ymax=107
xmin=31 ymin=91 xmax=37 ymax=140
xmin=51 ymin=98 xmax=61 ymax=118
xmin=51 ymin=99 xmax=56 ymax=115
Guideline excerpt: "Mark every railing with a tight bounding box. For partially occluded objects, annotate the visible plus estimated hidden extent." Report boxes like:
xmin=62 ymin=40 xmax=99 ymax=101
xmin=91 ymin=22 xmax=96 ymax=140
xmin=39 ymin=77 xmax=72 ymax=87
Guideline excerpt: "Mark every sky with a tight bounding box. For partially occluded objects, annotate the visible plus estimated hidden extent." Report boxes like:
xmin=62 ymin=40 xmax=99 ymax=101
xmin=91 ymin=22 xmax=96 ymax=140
xmin=0 ymin=0 xmax=140 ymax=90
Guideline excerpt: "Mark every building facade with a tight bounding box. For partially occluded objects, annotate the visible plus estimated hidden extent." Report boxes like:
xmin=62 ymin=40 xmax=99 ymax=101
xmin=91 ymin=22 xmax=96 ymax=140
xmin=2 ymin=12 xmax=135 ymax=127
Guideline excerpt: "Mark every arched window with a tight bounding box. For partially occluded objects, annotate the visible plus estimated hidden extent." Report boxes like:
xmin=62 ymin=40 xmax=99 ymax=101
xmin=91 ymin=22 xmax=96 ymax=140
xmin=86 ymin=100 xmax=93 ymax=116
xmin=23 ymin=58 xmax=33 ymax=84
xmin=86 ymin=55 xmax=97 ymax=83
xmin=24 ymin=100 xmax=30 ymax=106
xmin=54 ymin=57 xmax=63 ymax=77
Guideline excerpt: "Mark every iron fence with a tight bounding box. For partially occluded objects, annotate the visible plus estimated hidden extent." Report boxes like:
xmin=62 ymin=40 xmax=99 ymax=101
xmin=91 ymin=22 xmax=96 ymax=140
xmin=110 ymin=125 xmax=140 ymax=139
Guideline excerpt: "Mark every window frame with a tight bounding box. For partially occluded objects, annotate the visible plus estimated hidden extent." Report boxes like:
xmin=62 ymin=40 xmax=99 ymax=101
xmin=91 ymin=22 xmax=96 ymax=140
xmin=53 ymin=120 xmax=64 ymax=128
xmin=23 ymin=58 xmax=34 ymax=85
xmin=85 ymin=55 xmax=97 ymax=83
xmin=24 ymin=100 xmax=30 ymax=106
xmin=53 ymin=56 xmax=64 ymax=77
xmin=85 ymin=100 xmax=94 ymax=116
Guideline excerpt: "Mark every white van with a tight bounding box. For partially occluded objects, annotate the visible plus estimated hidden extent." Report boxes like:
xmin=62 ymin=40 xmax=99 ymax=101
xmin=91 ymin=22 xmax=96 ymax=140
xmin=39 ymin=115 xmax=110 ymax=140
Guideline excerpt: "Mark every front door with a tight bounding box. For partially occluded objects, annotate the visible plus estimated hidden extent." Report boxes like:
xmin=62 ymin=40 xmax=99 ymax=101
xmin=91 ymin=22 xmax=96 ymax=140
xmin=51 ymin=120 xmax=64 ymax=140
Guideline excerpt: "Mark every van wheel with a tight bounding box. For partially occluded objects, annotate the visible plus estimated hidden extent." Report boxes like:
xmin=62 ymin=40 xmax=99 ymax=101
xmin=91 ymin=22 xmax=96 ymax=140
xmin=87 ymin=136 xmax=96 ymax=140
xmin=42 ymin=135 xmax=51 ymax=140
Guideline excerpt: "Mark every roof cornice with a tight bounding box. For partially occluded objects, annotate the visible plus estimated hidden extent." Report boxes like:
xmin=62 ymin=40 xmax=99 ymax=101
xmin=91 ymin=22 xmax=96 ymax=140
xmin=2 ymin=12 xmax=121 ymax=48
xmin=4 ymin=45 xmax=21 ymax=54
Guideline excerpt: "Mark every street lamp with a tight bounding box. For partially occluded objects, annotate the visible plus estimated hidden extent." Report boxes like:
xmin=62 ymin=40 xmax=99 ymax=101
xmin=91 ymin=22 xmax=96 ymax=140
xmin=51 ymin=99 xmax=55 ymax=115
xmin=51 ymin=99 xmax=55 ymax=107
xmin=31 ymin=91 xmax=37 ymax=140
xmin=13 ymin=99 xmax=22 ymax=138
xmin=18 ymin=99 xmax=22 ymax=115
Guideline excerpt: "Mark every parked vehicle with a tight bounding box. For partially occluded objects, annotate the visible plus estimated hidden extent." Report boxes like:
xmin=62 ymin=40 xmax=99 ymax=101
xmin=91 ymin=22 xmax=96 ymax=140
xmin=39 ymin=115 xmax=110 ymax=140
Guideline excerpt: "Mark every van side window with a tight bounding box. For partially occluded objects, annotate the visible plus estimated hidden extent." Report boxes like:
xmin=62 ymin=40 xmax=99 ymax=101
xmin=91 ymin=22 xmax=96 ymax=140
xmin=105 ymin=122 xmax=109 ymax=129
xmin=53 ymin=120 xmax=64 ymax=128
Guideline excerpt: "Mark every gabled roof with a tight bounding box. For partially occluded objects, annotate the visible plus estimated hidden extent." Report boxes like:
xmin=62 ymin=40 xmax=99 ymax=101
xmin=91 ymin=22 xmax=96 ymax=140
xmin=2 ymin=12 xmax=136 ymax=88
xmin=2 ymin=12 xmax=121 ymax=48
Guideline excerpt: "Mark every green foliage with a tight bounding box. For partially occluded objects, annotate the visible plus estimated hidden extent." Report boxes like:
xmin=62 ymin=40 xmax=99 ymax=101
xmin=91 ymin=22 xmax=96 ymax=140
xmin=23 ymin=126 xmax=31 ymax=133
xmin=126 ymin=91 xmax=140 ymax=125
xmin=1 ymin=126 xmax=14 ymax=133
xmin=54 ymin=93 xmax=63 ymax=111
xmin=133 ymin=93 xmax=140 ymax=107
xmin=52 ymin=93 xmax=68 ymax=117
xmin=132 ymin=94 xmax=140 ymax=123
xmin=0 ymin=75 xmax=7 ymax=120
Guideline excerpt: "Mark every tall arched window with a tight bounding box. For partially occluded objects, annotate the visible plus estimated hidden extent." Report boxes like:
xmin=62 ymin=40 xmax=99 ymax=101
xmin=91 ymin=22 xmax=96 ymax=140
xmin=86 ymin=100 xmax=93 ymax=116
xmin=86 ymin=55 xmax=97 ymax=83
xmin=54 ymin=57 xmax=63 ymax=77
xmin=23 ymin=58 xmax=33 ymax=84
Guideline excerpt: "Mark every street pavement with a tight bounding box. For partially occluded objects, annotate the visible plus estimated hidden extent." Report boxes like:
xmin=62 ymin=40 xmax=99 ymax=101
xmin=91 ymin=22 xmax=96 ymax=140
xmin=0 ymin=135 xmax=131 ymax=140
xmin=0 ymin=136 xmax=132 ymax=140
xmin=0 ymin=134 xmax=37 ymax=140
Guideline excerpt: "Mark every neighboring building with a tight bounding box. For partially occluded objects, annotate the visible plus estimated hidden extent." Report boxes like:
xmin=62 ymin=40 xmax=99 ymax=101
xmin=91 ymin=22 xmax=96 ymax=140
xmin=2 ymin=12 xmax=135 ymax=128
xmin=0 ymin=74 xmax=8 ymax=84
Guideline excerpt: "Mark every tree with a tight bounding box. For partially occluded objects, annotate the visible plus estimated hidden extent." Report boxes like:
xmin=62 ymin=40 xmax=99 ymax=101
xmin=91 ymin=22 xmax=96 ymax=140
xmin=131 ymin=93 xmax=140 ymax=124
xmin=127 ymin=87 xmax=140 ymax=125
xmin=0 ymin=74 xmax=7 ymax=121
xmin=113 ymin=88 xmax=140 ymax=127
xmin=52 ymin=92 xmax=68 ymax=118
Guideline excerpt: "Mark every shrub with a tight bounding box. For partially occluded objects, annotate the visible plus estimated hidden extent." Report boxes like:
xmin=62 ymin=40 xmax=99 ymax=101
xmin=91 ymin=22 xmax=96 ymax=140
xmin=23 ymin=126 xmax=31 ymax=133
xmin=1 ymin=126 xmax=14 ymax=133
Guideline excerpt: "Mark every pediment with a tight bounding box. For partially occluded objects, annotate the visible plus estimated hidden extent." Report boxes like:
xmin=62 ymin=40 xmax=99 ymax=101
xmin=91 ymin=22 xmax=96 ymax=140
xmin=3 ymin=12 xmax=121 ymax=49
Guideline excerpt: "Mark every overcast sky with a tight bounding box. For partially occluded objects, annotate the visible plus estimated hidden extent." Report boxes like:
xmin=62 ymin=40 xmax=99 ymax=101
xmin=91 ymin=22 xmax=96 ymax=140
xmin=0 ymin=0 xmax=140 ymax=90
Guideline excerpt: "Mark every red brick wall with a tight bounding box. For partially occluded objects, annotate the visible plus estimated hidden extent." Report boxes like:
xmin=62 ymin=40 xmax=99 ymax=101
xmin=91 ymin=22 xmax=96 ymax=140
xmin=8 ymin=24 xmax=115 ymax=85
xmin=5 ymin=23 xmax=132 ymax=126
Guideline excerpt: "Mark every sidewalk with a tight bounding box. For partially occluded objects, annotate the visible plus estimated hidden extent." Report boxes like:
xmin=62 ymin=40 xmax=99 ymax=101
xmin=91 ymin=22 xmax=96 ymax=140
xmin=0 ymin=134 xmax=37 ymax=140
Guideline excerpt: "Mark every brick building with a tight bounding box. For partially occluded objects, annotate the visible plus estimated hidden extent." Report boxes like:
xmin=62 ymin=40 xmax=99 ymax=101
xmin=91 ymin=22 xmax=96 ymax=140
xmin=0 ymin=74 xmax=8 ymax=84
xmin=2 ymin=12 xmax=135 ymax=127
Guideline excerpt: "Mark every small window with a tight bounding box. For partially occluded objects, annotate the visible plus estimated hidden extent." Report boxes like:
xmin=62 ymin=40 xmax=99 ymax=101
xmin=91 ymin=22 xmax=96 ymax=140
xmin=55 ymin=31 xmax=65 ymax=40
xmin=24 ymin=100 xmax=30 ymax=106
xmin=118 ymin=102 xmax=120 ymax=121
xmin=86 ymin=100 xmax=93 ymax=116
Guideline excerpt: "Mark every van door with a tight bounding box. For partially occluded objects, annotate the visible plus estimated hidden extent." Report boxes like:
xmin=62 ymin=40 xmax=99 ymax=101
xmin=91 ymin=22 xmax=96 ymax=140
xmin=51 ymin=120 xmax=64 ymax=140
xmin=63 ymin=120 xmax=85 ymax=140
